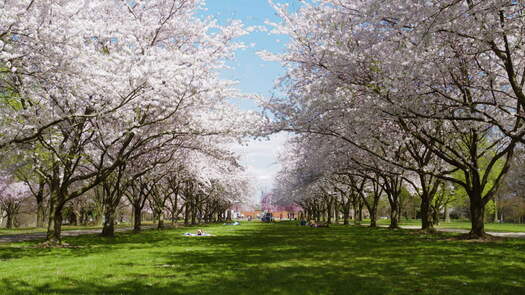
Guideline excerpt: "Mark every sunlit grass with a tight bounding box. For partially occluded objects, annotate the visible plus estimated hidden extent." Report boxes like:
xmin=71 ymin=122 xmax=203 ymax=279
xmin=0 ymin=222 xmax=524 ymax=294
xmin=0 ymin=222 xmax=157 ymax=236
xmin=372 ymin=219 xmax=525 ymax=232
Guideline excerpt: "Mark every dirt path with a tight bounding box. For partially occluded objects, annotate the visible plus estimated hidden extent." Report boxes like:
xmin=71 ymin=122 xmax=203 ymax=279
xmin=0 ymin=226 xmax=156 ymax=243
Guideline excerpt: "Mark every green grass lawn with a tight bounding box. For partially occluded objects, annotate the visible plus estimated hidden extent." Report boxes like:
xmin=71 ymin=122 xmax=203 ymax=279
xmin=372 ymin=219 xmax=525 ymax=232
xmin=0 ymin=223 xmax=155 ymax=236
xmin=0 ymin=225 xmax=103 ymax=236
xmin=1 ymin=222 xmax=524 ymax=295
xmin=436 ymin=221 xmax=525 ymax=233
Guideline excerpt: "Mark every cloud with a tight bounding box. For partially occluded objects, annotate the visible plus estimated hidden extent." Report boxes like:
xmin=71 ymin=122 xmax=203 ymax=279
xmin=231 ymin=132 xmax=291 ymax=199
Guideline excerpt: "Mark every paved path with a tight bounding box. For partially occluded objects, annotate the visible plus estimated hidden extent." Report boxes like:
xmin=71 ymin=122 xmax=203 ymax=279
xmin=399 ymin=225 xmax=525 ymax=239
xmin=0 ymin=226 xmax=155 ymax=243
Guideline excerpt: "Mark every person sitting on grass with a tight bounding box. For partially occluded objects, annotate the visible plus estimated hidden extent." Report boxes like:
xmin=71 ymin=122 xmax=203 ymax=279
xmin=316 ymin=222 xmax=329 ymax=228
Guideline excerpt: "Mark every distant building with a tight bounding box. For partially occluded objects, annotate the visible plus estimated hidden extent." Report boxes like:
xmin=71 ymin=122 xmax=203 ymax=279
xmin=227 ymin=193 xmax=303 ymax=220
xmin=260 ymin=193 xmax=302 ymax=220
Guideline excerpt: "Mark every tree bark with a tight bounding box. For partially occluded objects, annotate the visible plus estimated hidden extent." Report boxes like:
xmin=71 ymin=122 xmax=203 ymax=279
xmin=46 ymin=205 xmax=64 ymax=244
xmin=72 ymin=211 xmax=80 ymax=226
xmin=157 ymin=210 xmax=164 ymax=229
xmin=36 ymin=197 xmax=46 ymax=228
xmin=133 ymin=204 xmax=142 ymax=232
xmin=369 ymin=205 xmax=377 ymax=227
xmin=343 ymin=212 xmax=349 ymax=225
xmin=184 ymin=200 xmax=190 ymax=225
xmin=358 ymin=201 xmax=363 ymax=223
xmin=191 ymin=203 xmax=197 ymax=225
xmin=469 ymin=199 xmax=485 ymax=238
xmin=389 ymin=200 xmax=400 ymax=229
xmin=326 ymin=199 xmax=333 ymax=225
xmin=46 ymin=189 xmax=65 ymax=244
xmin=101 ymin=207 xmax=116 ymax=237
xmin=6 ymin=213 xmax=14 ymax=229
xmin=420 ymin=197 xmax=434 ymax=231
xmin=342 ymin=204 xmax=350 ymax=225
xmin=432 ymin=206 xmax=440 ymax=225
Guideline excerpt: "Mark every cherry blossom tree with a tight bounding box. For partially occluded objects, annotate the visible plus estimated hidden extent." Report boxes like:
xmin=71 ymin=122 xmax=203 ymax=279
xmin=0 ymin=177 xmax=31 ymax=228
xmin=265 ymin=0 xmax=523 ymax=238
xmin=1 ymin=0 xmax=261 ymax=244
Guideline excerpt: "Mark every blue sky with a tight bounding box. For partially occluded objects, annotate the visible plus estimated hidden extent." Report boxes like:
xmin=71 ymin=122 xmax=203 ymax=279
xmin=202 ymin=0 xmax=294 ymax=105
xmin=201 ymin=1 xmax=297 ymax=201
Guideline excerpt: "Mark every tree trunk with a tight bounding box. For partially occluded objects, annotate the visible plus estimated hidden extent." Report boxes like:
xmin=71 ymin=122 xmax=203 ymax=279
xmin=389 ymin=200 xmax=400 ymax=229
xmin=46 ymin=192 xmax=65 ymax=244
xmin=326 ymin=201 xmax=332 ymax=225
xmin=157 ymin=210 xmax=164 ymax=230
xmin=342 ymin=206 xmax=350 ymax=225
xmin=81 ymin=211 xmax=90 ymax=226
xmin=369 ymin=205 xmax=377 ymax=228
xmin=432 ymin=207 xmax=440 ymax=225
xmin=46 ymin=206 xmax=63 ymax=244
xmin=72 ymin=211 xmax=80 ymax=226
xmin=133 ymin=204 xmax=142 ymax=233
xmin=353 ymin=207 xmax=360 ymax=225
xmin=469 ymin=200 xmax=485 ymax=238
xmin=358 ymin=201 xmax=363 ymax=222
xmin=36 ymin=199 xmax=46 ymax=228
xmin=191 ymin=205 xmax=197 ymax=225
xmin=184 ymin=202 xmax=190 ymax=225
xmin=420 ymin=197 xmax=434 ymax=231
xmin=444 ymin=205 xmax=450 ymax=223
xmin=101 ymin=207 xmax=116 ymax=237
xmin=6 ymin=213 xmax=14 ymax=229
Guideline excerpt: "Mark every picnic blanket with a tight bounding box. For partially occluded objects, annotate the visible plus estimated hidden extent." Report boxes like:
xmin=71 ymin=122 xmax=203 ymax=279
xmin=183 ymin=233 xmax=213 ymax=237
xmin=224 ymin=221 xmax=240 ymax=226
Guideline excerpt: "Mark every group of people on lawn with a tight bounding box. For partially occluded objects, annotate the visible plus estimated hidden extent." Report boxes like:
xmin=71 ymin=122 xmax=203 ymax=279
xmin=299 ymin=219 xmax=329 ymax=228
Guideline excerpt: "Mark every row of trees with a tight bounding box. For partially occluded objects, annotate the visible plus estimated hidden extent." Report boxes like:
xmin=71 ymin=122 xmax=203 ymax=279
xmin=265 ymin=0 xmax=525 ymax=238
xmin=0 ymin=0 xmax=256 ymax=244
xmin=1 ymin=149 xmax=251 ymax=232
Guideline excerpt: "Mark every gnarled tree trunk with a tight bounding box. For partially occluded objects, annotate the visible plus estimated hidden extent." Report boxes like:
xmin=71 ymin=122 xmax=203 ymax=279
xmin=101 ymin=206 xmax=116 ymax=237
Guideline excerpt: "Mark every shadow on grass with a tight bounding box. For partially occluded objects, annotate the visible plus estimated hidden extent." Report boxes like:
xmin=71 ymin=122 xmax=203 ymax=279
xmin=0 ymin=222 xmax=524 ymax=294
xmin=0 ymin=230 xmax=174 ymax=263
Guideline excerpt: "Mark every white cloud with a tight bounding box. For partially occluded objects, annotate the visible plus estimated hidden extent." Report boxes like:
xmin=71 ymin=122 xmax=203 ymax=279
xmin=231 ymin=132 xmax=291 ymax=200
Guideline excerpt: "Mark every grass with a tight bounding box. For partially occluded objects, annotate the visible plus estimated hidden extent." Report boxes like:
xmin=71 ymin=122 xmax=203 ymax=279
xmin=0 ymin=221 xmax=524 ymax=295
xmin=372 ymin=219 xmax=525 ymax=233
xmin=437 ymin=221 xmax=525 ymax=233
xmin=2 ymin=220 xmax=523 ymax=236
xmin=0 ymin=223 xmax=154 ymax=236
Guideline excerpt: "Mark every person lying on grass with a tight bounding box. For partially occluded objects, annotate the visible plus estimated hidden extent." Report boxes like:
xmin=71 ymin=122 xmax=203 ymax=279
xmin=308 ymin=221 xmax=329 ymax=228
xmin=183 ymin=229 xmax=212 ymax=236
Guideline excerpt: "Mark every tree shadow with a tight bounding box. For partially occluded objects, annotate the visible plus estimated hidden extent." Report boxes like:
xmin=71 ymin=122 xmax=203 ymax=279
xmin=0 ymin=222 xmax=524 ymax=294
